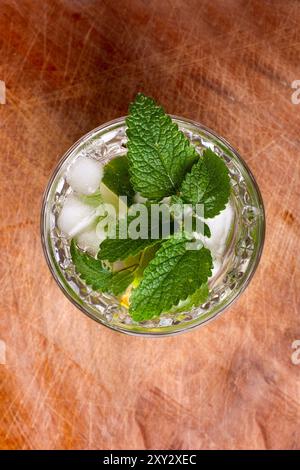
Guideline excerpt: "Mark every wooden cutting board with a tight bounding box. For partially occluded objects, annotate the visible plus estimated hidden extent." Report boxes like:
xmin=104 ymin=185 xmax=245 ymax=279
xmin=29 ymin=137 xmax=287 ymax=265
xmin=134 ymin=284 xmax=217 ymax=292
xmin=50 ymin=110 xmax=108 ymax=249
xmin=0 ymin=0 xmax=299 ymax=450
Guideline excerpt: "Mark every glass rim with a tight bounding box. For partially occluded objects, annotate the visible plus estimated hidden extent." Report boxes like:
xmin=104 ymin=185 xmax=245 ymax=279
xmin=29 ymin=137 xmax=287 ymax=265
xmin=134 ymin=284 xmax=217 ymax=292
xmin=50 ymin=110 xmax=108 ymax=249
xmin=40 ymin=115 xmax=266 ymax=337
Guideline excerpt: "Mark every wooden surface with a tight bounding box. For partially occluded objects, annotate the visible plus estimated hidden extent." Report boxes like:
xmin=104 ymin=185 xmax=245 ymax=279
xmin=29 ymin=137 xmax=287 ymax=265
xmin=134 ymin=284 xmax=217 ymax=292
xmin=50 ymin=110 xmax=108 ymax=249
xmin=0 ymin=0 xmax=300 ymax=450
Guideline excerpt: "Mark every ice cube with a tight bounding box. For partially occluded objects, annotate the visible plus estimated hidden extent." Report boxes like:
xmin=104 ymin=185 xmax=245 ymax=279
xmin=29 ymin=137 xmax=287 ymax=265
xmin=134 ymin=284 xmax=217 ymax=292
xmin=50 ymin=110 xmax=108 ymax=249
xmin=66 ymin=156 xmax=103 ymax=195
xmin=205 ymin=203 xmax=234 ymax=257
xmin=57 ymin=194 xmax=97 ymax=237
xmin=76 ymin=227 xmax=105 ymax=256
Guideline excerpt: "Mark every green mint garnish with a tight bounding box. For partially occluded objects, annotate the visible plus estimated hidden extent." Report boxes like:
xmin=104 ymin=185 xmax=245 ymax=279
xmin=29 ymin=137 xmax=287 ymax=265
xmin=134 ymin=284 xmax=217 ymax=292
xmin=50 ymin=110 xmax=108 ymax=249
xmin=70 ymin=240 xmax=134 ymax=295
xmin=98 ymin=206 xmax=173 ymax=262
xmin=180 ymin=148 xmax=230 ymax=218
xmin=189 ymin=282 xmax=209 ymax=307
xmin=102 ymin=155 xmax=135 ymax=206
xmin=98 ymin=230 xmax=160 ymax=263
xmin=69 ymin=94 xmax=232 ymax=321
xmin=129 ymin=235 xmax=213 ymax=321
xmin=170 ymin=282 xmax=209 ymax=314
xmin=126 ymin=93 xmax=199 ymax=199
xmin=170 ymin=194 xmax=212 ymax=237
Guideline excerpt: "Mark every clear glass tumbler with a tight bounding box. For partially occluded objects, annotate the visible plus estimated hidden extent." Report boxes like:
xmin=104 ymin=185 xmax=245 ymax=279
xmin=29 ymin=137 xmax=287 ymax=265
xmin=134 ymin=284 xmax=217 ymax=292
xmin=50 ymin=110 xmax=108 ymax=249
xmin=41 ymin=116 xmax=265 ymax=336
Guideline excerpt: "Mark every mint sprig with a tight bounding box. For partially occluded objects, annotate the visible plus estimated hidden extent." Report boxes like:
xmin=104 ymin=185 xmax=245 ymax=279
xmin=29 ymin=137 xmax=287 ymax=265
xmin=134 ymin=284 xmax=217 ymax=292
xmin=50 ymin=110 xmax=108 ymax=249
xmin=129 ymin=235 xmax=213 ymax=321
xmin=180 ymin=148 xmax=230 ymax=218
xmin=70 ymin=240 xmax=134 ymax=296
xmin=169 ymin=282 xmax=209 ymax=314
xmin=98 ymin=204 xmax=175 ymax=262
xmin=126 ymin=93 xmax=199 ymax=199
xmin=170 ymin=195 xmax=212 ymax=237
xmin=69 ymin=94 xmax=232 ymax=322
xmin=98 ymin=229 xmax=161 ymax=262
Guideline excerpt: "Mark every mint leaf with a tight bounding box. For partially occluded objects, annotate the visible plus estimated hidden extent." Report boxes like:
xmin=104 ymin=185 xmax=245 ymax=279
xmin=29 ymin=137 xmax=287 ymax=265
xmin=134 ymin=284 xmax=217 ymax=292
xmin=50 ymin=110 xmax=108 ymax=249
xmin=170 ymin=282 xmax=209 ymax=314
xmin=129 ymin=235 xmax=213 ymax=321
xmin=126 ymin=94 xmax=199 ymax=199
xmin=98 ymin=208 xmax=169 ymax=262
xmin=134 ymin=243 xmax=161 ymax=280
xmin=102 ymin=155 xmax=135 ymax=205
xmin=189 ymin=282 xmax=209 ymax=306
xmin=171 ymin=195 xmax=211 ymax=237
xmin=108 ymin=269 xmax=135 ymax=296
xmin=70 ymin=239 xmax=134 ymax=295
xmin=180 ymin=148 xmax=231 ymax=218
xmin=99 ymin=235 xmax=160 ymax=263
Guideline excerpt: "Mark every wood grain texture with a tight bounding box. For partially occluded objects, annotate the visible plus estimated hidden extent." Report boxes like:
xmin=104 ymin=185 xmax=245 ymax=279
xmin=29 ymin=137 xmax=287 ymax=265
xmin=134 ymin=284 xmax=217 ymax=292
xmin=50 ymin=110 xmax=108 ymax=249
xmin=0 ymin=0 xmax=300 ymax=450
